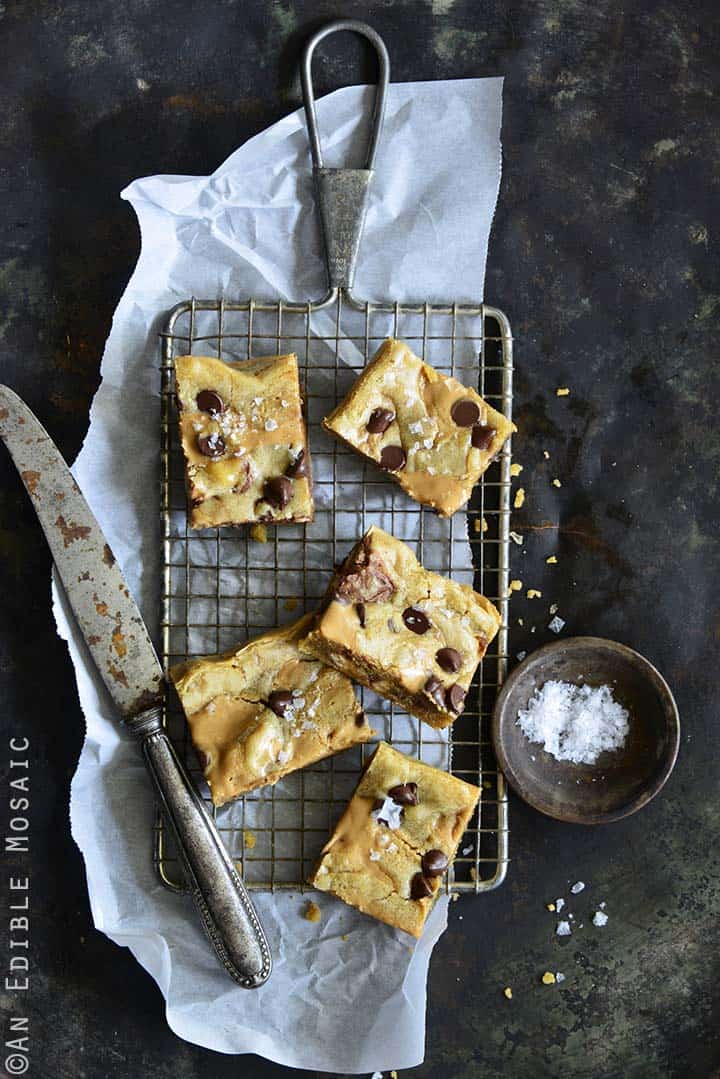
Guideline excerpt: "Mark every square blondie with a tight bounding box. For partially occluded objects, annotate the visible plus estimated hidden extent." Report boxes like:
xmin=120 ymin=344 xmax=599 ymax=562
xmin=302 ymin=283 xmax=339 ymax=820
xmin=171 ymin=615 xmax=374 ymax=807
xmin=175 ymin=353 xmax=313 ymax=529
xmin=322 ymin=338 xmax=515 ymax=517
xmin=300 ymin=526 xmax=501 ymax=729
xmin=309 ymin=742 xmax=480 ymax=937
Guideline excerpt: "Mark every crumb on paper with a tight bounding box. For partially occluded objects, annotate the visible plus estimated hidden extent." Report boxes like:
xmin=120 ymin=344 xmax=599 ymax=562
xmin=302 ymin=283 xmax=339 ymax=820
xmin=527 ymin=589 xmax=542 ymax=599
xmin=508 ymin=579 xmax=523 ymax=595
xmin=543 ymin=449 xmax=550 ymax=460
xmin=552 ymin=478 xmax=562 ymax=488
xmin=510 ymin=531 xmax=524 ymax=545
xmin=249 ymin=523 xmax=268 ymax=543
xmin=556 ymin=387 xmax=570 ymax=397
xmin=593 ymin=910 xmax=609 ymax=927
xmin=510 ymin=462 xmax=523 ymax=477
xmin=542 ymin=971 xmax=556 ymax=985
xmin=341 ymin=933 xmax=349 ymax=942
xmin=546 ymin=555 xmax=558 ymax=564
xmin=243 ymin=829 xmax=256 ymax=850
xmin=548 ymin=615 xmax=566 ymax=634
xmin=303 ymin=901 xmax=321 ymax=923
xmin=547 ymin=902 xmax=556 ymax=912
xmin=556 ymin=972 xmax=566 ymax=983
xmin=514 ymin=487 xmax=525 ymax=509
xmin=503 ymin=986 xmax=513 ymax=1000
xmin=556 ymin=920 xmax=572 ymax=937
xmin=571 ymin=881 xmax=585 ymax=894
xmin=283 ymin=596 xmax=299 ymax=611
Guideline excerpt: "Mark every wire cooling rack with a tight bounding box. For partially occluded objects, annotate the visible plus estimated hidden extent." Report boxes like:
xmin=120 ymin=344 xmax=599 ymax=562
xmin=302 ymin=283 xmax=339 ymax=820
xmin=157 ymin=290 xmax=512 ymax=893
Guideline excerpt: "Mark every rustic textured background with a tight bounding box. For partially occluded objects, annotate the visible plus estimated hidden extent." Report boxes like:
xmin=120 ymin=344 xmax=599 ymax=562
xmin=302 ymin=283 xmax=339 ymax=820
xmin=1 ymin=1 xmax=718 ymax=1076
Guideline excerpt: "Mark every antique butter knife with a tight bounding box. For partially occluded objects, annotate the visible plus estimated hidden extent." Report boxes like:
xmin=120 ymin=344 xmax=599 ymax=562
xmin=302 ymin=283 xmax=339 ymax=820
xmin=0 ymin=384 xmax=271 ymax=988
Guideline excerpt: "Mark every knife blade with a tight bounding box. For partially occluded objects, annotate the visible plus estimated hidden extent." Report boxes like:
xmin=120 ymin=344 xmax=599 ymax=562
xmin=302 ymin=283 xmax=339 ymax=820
xmin=0 ymin=385 xmax=271 ymax=988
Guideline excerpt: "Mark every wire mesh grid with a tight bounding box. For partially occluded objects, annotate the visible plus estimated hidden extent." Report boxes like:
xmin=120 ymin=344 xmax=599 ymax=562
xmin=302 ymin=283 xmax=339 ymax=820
xmin=157 ymin=291 xmax=512 ymax=894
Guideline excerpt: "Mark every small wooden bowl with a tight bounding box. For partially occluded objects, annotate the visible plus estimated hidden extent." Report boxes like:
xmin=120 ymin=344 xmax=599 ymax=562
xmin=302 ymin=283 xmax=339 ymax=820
xmin=492 ymin=637 xmax=680 ymax=824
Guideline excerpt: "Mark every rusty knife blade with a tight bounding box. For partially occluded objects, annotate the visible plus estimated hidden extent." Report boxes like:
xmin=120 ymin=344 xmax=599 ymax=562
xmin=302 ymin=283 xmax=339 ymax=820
xmin=0 ymin=385 xmax=164 ymax=716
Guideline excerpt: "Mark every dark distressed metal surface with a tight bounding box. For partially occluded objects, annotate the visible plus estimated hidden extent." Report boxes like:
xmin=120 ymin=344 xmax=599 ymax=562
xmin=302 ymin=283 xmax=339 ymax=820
xmin=0 ymin=2 xmax=717 ymax=1077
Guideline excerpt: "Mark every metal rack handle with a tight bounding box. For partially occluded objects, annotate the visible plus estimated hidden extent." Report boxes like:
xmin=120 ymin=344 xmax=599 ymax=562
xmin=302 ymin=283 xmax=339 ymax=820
xmin=301 ymin=19 xmax=390 ymax=291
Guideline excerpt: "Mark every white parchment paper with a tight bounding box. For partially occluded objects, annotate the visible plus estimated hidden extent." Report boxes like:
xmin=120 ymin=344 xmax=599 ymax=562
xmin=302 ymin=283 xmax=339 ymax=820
xmin=52 ymin=78 xmax=503 ymax=1073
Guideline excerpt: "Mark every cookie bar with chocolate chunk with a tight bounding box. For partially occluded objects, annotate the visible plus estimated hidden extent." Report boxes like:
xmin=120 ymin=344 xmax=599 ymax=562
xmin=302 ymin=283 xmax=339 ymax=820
xmin=171 ymin=615 xmax=374 ymax=807
xmin=175 ymin=353 xmax=313 ymax=529
xmin=322 ymin=338 xmax=515 ymax=517
xmin=309 ymin=742 xmax=480 ymax=937
xmin=300 ymin=526 xmax=501 ymax=729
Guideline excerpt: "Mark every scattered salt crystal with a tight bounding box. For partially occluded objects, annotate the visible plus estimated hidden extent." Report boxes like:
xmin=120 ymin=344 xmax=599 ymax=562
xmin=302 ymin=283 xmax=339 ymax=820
xmin=593 ymin=910 xmax=608 ymax=927
xmin=387 ymin=843 xmax=398 ymax=854
xmin=548 ymin=615 xmax=566 ymax=634
xmin=462 ymin=846 xmax=472 ymax=856
xmin=252 ymin=396 xmax=262 ymax=405
xmin=556 ymin=898 xmax=565 ymax=911
xmin=516 ymin=681 xmax=629 ymax=765
xmin=277 ymin=748 xmax=291 ymax=765
xmin=556 ymin=972 xmax=566 ymax=983
xmin=556 ymin=920 xmax=572 ymax=937
xmin=549 ymin=603 xmax=559 ymax=615
xmin=517 ymin=651 xmax=527 ymax=662
xmin=265 ymin=418 xmax=278 ymax=431
xmin=206 ymin=701 xmax=216 ymax=714
xmin=409 ymin=421 xmax=423 ymax=434
xmin=369 ymin=850 xmax=381 ymax=862
xmin=423 ymin=437 xmax=434 ymax=449
xmin=599 ymin=901 xmax=606 ymax=910
xmin=281 ymin=400 xmax=288 ymax=407
xmin=427 ymin=466 xmax=436 ymax=474
xmin=371 ymin=797 xmax=403 ymax=830
xmin=571 ymin=881 xmax=585 ymax=894
xmin=192 ymin=421 xmax=203 ymax=432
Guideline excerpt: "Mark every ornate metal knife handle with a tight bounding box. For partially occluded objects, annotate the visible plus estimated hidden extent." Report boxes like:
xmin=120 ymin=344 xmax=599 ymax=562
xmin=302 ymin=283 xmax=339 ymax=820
xmin=126 ymin=706 xmax=272 ymax=988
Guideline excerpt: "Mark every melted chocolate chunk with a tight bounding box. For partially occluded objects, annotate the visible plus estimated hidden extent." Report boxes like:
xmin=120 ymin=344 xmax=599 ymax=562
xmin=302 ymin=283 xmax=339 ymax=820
xmin=231 ymin=458 xmax=252 ymax=495
xmin=471 ymin=423 xmax=496 ymax=451
xmin=436 ymin=646 xmax=462 ymax=673
xmin=410 ymin=872 xmax=434 ymax=900
xmin=197 ymin=432 xmax=226 ymax=458
xmin=285 ymin=448 xmax=307 ymax=478
xmin=451 ymin=399 xmax=481 ymax=427
xmin=196 ymin=389 xmax=225 ymax=415
xmin=379 ymin=445 xmax=406 ymax=472
xmin=445 ymin=683 xmax=467 ymax=714
xmin=367 ymin=407 xmax=395 ymax=434
xmin=335 ymin=541 xmax=396 ymax=605
xmin=263 ymin=475 xmax=293 ymax=509
xmin=424 ymin=674 xmax=446 ymax=709
xmin=267 ymin=690 xmax=293 ymax=717
xmin=422 ymin=849 xmax=449 ymax=877
xmin=388 ymin=782 xmax=419 ymax=806
xmin=356 ymin=602 xmax=366 ymax=628
xmin=403 ymin=606 xmax=430 ymax=634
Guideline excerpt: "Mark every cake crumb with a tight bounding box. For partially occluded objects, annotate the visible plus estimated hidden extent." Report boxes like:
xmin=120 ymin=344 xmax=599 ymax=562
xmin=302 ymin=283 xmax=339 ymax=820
xmin=283 ymin=596 xmax=299 ymax=611
xmin=508 ymin=579 xmax=523 ymax=595
xmin=474 ymin=516 xmax=489 ymax=534
xmin=549 ymin=603 xmax=559 ymax=614
xmin=547 ymin=902 xmax=556 ymax=912
xmin=514 ymin=487 xmax=525 ymax=509
xmin=556 ymin=387 xmax=570 ymax=397
xmin=391 ymin=1071 xmax=398 ymax=1079
xmin=543 ymin=449 xmax=550 ymax=459
xmin=542 ymin=971 xmax=556 ymax=985
xmin=243 ymin=829 xmax=256 ymax=850
xmin=451 ymin=893 xmax=460 ymax=902
xmin=517 ymin=617 xmax=524 ymax=626
xmin=341 ymin=933 xmax=349 ymax=941
xmin=303 ymin=901 xmax=321 ymax=923
xmin=470 ymin=867 xmax=477 ymax=881
xmin=510 ymin=462 xmax=523 ymax=477
xmin=249 ymin=523 xmax=268 ymax=543
xmin=552 ymin=478 xmax=562 ymax=488
xmin=546 ymin=555 xmax=558 ymax=564
xmin=527 ymin=589 xmax=543 ymax=599
xmin=503 ymin=986 xmax=513 ymax=1000
xmin=510 ymin=531 xmax=524 ymax=545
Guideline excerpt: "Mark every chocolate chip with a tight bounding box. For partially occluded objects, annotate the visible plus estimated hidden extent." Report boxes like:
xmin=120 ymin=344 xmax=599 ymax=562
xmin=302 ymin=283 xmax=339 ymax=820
xmin=379 ymin=445 xmax=406 ymax=472
xmin=263 ymin=476 xmax=293 ymax=509
xmin=410 ymin=872 xmax=434 ymax=900
xmin=196 ymin=389 xmax=225 ymax=415
xmin=451 ymin=399 xmax=480 ymax=427
xmin=267 ymin=690 xmax=293 ymax=717
xmin=471 ymin=423 xmax=496 ymax=450
xmin=197 ymin=433 xmax=226 ymax=458
xmin=356 ymin=602 xmax=366 ymax=628
xmin=421 ymin=849 xmax=449 ymax=877
xmin=388 ymin=782 xmax=419 ymax=806
xmin=285 ymin=449 xmax=307 ymax=478
xmin=367 ymin=407 xmax=395 ymax=434
xmin=403 ymin=606 xmax=430 ymax=634
xmin=445 ymin=683 xmax=467 ymax=714
xmin=424 ymin=675 xmax=446 ymax=709
xmin=436 ymin=646 xmax=462 ymax=673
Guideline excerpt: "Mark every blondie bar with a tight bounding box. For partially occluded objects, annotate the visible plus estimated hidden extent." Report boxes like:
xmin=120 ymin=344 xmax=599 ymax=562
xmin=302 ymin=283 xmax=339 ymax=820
xmin=300 ymin=526 xmax=501 ymax=729
xmin=175 ymin=353 xmax=313 ymax=529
